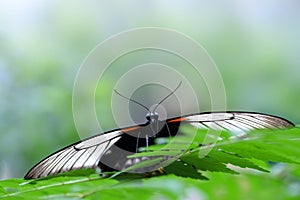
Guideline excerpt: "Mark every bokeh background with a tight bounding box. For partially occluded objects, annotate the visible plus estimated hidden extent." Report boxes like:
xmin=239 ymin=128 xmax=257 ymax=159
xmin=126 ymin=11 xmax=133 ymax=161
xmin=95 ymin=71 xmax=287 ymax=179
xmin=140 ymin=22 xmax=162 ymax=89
xmin=0 ymin=0 xmax=299 ymax=181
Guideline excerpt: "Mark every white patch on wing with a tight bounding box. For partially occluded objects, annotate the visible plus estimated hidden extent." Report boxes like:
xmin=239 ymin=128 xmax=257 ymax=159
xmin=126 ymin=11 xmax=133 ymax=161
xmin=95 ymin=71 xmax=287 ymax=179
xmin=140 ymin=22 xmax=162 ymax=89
xmin=186 ymin=113 xmax=234 ymax=122
xmin=189 ymin=122 xmax=208 ymax=129
xmin=75 ymin=130 xmax=122 ymax=149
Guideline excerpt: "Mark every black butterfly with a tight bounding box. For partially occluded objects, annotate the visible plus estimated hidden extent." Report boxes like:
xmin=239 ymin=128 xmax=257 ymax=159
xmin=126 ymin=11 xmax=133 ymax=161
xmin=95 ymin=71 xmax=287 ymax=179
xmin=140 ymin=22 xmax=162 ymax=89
xmin=24 ymin=85 xmax=294 ymax=179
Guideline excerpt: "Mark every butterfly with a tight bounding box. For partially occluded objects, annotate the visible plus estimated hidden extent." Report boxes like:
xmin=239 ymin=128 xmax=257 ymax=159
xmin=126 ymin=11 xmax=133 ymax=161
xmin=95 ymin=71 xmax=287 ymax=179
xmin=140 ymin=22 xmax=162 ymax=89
xmin=24 ymin=84 xmax=294 ymax=179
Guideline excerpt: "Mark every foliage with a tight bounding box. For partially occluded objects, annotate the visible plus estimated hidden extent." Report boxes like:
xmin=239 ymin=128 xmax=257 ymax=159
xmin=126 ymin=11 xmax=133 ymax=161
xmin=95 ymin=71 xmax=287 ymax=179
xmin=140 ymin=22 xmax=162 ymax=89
xmin=1 ymin=127 xmax=300 ymax=199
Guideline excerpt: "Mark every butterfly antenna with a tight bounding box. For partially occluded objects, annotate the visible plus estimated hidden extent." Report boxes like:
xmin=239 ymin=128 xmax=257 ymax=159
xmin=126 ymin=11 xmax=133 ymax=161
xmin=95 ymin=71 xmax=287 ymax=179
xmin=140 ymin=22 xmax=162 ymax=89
xmin=114 ymin=89 xmax=150 ymax=112
xmin=153 ymin=81 xmax=182 ymax=112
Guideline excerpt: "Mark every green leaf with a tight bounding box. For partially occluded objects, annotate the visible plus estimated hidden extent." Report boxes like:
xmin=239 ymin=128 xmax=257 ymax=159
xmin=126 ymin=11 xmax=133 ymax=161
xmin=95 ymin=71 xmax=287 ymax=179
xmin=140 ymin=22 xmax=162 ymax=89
xmin=208 ymin=149 xmax=269 ymax=172
xmin=181 ymin=152 xmax=239 ymax=174
xmin=164 ymin=160 xmax=208 ymax=180
xmin=2 ymin=127 xmax=300 ymax=199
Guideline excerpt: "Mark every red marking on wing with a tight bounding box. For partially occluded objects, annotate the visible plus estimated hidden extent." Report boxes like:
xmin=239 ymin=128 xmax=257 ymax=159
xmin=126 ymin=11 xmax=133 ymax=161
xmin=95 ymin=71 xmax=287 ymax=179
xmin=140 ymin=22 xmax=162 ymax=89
xmin=168 ymin=117 xmax=187 ymax=123
xmin=121 ymin=126 xmax=139 ymax=133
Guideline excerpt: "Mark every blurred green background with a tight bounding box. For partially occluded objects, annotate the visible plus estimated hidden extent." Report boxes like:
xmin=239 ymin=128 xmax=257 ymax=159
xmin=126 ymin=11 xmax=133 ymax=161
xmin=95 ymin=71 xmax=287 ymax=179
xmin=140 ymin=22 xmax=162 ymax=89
xmin=0 ymin=0 xmax=299 ymax=182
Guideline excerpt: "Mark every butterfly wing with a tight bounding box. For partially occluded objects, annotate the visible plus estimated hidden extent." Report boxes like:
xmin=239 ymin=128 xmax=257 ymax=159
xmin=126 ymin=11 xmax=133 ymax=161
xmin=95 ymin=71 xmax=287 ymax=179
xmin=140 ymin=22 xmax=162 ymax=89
xmin=168 ymin=112 xmax=294 ymax=133
xmin=24 ymin=129 xmax=126 ymax=179
xmin=25 ymin=112 xmax=294 ymax=179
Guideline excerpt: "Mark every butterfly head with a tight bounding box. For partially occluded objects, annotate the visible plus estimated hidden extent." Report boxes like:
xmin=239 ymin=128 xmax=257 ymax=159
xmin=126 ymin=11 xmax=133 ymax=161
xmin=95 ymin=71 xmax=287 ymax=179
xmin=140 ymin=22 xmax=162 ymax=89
xmin=146 ymin=112 xmax=159 ymax=123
